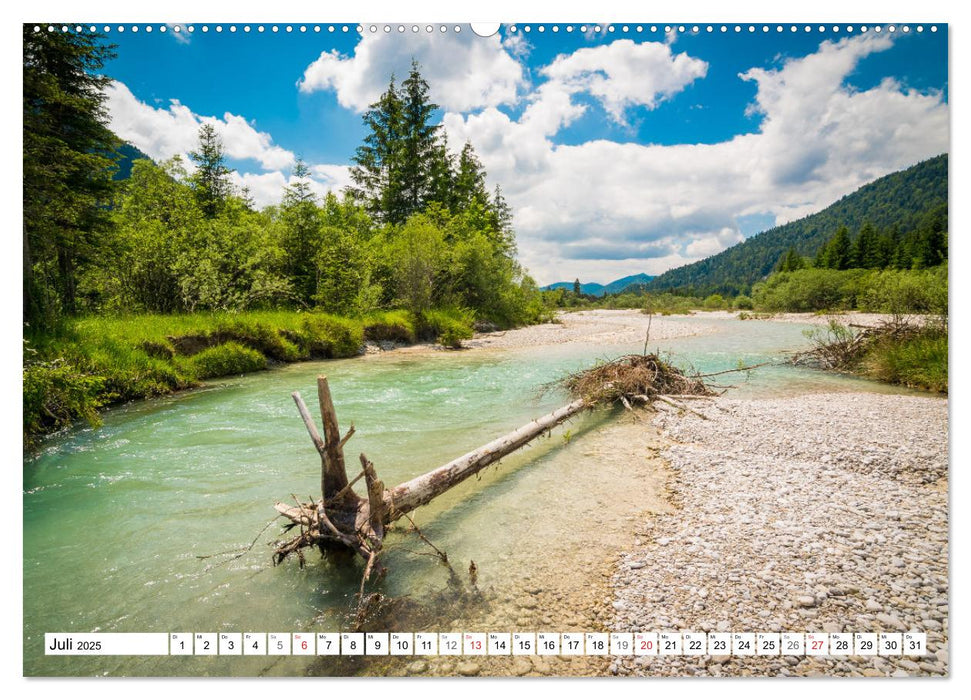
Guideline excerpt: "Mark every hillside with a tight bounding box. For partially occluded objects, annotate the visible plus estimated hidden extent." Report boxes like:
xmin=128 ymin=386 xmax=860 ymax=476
xmin=112 ymin=142 xmax=151 ymax=180
xmin=545 ymin=273 xmax=656 ymax=297
xmin=646 ymin=154 xmax=948 ymax=296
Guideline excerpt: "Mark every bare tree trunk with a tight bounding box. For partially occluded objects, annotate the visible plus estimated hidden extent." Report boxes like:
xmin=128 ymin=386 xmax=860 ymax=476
xmin=385 ymin=398 xmax=587 ymax=517
xmin=274 ymin=378 xmax=587 ymax=563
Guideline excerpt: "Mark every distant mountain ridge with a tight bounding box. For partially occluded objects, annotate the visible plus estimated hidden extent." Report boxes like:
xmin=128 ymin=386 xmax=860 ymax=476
xmin=646 ymin=154 xmax=948 ymax=296
xmin=544 ymin=273 xmax=656 ymax=297
xmin=112 ymin=142 xmax=151 ymax=180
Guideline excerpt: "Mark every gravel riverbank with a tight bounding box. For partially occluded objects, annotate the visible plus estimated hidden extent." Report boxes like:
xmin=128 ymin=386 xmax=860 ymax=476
xmin=609 ymin=392 xmax=949 ymax=677
xmin=465 ymin=309 xmax=717 ymax=349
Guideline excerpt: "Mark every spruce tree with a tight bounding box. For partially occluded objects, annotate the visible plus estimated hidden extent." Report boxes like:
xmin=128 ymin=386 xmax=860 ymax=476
xmin=454 ymin=142 xmax=489 ymax=209
xmin=852 ymin=221 xmax=881 ymax=268
xmin=23 ymin=25 xmax=119 ymax=324
xmin=490 ymin=185 xmax=516 ymax=255
xmin=349 ymin=77 xmax=407 ymax=224
xmin=821 ymin=226 xmax=852 ymax=270
xmin=400 ymin=61 xmax=440 ymax=215
xmin=280 ymin=157 xmax=321 ymax=304
xmin=189 ymin=123 xmax=233 ymax=218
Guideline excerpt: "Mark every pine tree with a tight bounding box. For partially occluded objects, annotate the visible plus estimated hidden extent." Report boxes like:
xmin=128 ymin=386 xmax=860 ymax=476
xmin=821 ymin=226 xmax=852 ymax=270
xmin=348 ymin=77 xmax=407 ymax=224
xmin=23 ymin=25 xmax=119 ymax=325
xmin=400 ymin=61 xmax=440 ymax=215
xmin=280 ymin=157 xmax=321 ymax=304
xmin=852 ymin=221 xmax=881 ymax=268
xmin=454 ymin=142 xmax=489 ymax=210
xmin=573 ymin=278 xmax=582 ymax=296
xmin=189 ymin=123 xmax=233 ymax=218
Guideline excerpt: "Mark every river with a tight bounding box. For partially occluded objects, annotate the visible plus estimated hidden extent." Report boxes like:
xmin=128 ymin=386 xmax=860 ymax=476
xmin=23 ymin=314 xmax=917 ymax=676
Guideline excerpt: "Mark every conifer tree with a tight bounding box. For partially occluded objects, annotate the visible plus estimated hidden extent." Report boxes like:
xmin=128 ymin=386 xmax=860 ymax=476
xmin=349 ymin=76 xmax=407 ymax=224
xmin=189 ymin=123 xmax=233 ymax=218
xmin=400 ymin=61 xmax=441 ymax=214
xmin=23 ymin=25 xmax=119 ymax=324
xmin=454 ymin=142 xmax=489 ymax=209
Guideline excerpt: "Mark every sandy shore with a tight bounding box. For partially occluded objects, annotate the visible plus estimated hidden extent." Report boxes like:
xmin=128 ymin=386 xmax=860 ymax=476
xmin=609 ymin=392 xmax=948 ymax=677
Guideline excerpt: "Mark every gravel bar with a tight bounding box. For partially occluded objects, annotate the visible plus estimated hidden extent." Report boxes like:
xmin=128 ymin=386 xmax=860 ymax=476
xmin=609 ymin=392 xmax=949 ymax=677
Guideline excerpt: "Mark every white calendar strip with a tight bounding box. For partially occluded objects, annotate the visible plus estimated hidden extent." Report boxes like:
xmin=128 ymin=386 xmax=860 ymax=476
xmin=45 ymin=631 xmax=928 ymax=657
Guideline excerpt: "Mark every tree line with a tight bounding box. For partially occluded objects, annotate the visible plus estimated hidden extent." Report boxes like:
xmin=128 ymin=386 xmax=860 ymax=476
xmin=778 ymin=204 xmax=948 ymax=273
xmin=23 ymin=28 xmax=545 ymax=332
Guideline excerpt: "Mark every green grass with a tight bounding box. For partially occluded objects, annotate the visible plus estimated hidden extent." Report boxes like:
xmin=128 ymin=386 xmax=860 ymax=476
xmin=863 ymin=332 xmax=948 ymax=393
xmin=23 ymin=310 xmax=372 ymax=446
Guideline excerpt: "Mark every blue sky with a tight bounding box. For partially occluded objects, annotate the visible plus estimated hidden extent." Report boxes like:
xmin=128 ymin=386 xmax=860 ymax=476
xmin=102 ymin=23 xmax=949 ymax=284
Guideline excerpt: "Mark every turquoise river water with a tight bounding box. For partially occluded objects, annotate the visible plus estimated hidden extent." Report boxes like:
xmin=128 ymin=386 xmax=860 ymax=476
xmin=23 ymin=316 xmax=917 ymax=676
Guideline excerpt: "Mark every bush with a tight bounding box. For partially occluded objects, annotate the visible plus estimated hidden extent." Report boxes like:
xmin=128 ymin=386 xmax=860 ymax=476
xmin=420 ymin=308 xmax=474 ymax=347
xmin=753 ymin=268 xmax=869 ymax=311
xmin=864 ymin=331 xmax=948 ymax=393
xmin=703 ymin=294 xmax=726 ymax=309
xmin=734 ymin=295 xmax=754 ymax=310
xmin=188 ymin=342 xmax=267 ymax=379
xmin=363 ymin=310 xmax=417 ymax=344
xmin=23 ymin=360 xmax=106 ymax=442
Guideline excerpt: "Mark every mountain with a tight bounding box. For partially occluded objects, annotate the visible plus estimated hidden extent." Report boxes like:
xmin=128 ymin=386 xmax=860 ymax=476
xmin=112 ymin=142 xmax=151 ymax=181
xmin=544 ymin=273 xmax=656 ymax=297
xmin=646 ymin=154 xmax=949 ymax=296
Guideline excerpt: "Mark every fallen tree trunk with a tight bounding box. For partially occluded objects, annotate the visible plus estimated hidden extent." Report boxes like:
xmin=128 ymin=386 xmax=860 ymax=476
xmin=385 ymin=398 xmax=586 ymax=517
xmin=272 ymin=356 xmax=725 ymax=604
xmin=274 ymin=377 xmax=587 ymax=556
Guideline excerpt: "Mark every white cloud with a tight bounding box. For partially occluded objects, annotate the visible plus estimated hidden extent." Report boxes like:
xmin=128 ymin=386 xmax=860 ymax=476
xmin=298 ymin=28 xmax=526 ymax=113
xmin=540 ymin=39 xmax=708 ymax=123
xmin=106 ymin=81 xmax=346 ymax=209
xmin=443 ymin=34 xmax=949 ymax=284
xmin=105 ymin=81 xmax=295 ymax=171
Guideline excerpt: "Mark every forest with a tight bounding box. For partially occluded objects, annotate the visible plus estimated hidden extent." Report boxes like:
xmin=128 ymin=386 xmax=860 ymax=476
xmin=23 ymin=27 xmax=548 ymax=442
xmin=643 ymin=154 xmax=949 ymax=297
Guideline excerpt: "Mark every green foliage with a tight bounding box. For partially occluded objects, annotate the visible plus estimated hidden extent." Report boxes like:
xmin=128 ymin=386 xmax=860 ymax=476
xmin=187 ymin=342 xmax=267 ymax=379
xmin=753 ymin=268 xmax=870 ymax=311
xmin=864 ymin=331 xmax=948 ymax=393
xmin=419 ymin=308 xmax=475 ymax=347
xmin=734 ymin=294 xmax=754 ymax=310
xmin=703 ymin=294 xmax=726 ymax=309
xmin=647 ymin=155 xmax=948 ymax=296
xmin=859 ymin=265 xmax=948 ymax=317
xmin=189 ymin=124 xmax=233 ymax=218
xmin=363 ymin=310 xmax=417 ymax=343
xmin=23 ymin=25 xmax=119 ymax=327
xmin=23 ymin=357 xmax=107 ymax=442
xmin=753 ymin=265 xmax=948 ymax=315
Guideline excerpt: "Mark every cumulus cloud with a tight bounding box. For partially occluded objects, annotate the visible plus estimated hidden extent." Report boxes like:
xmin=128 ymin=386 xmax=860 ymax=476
xmin=540 ymin=39 xmax=708 ymax=123
xmin=106 ymin=81 xmax=295 ymax=170
xmin=106 ymin=81 xmax=346 ymax=208
xmin=443 ymin=34 xmax=949 ymax=284
xmin=298 ymin=28 xmax=525 ymax=113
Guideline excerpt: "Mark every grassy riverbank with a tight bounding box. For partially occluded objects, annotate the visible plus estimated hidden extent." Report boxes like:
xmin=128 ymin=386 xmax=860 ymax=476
xmin=23 ymin=308 xmax=474 ymax=446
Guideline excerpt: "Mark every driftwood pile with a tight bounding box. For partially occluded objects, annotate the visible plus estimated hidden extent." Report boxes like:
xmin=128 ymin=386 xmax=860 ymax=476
xmin=790 ymin=318 xmax=928 ymax=371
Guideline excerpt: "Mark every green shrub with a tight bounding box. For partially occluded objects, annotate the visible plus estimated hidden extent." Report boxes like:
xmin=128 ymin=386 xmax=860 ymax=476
xmin=420 ymin=308 xmax=474 ymax=346
xmin=188 ymin=342 xmax=267 ymax=379
xmin=23 ymin=360 xmax=106 ymax=442
xmin=734 ymin=294 xmax=754 ymax=310
xmin=363 ymin=310 xmax=417 ymax=343
xmin=864 ymin=332 xmax=948 ymax=393
xmin=703 ymin=293 xmax=726 ymax=309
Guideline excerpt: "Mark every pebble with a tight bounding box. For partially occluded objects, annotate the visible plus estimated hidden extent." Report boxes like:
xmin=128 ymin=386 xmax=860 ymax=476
xmin=456 ymin=661 xmax=481 ymax=677
xmin=608 ymin=392 xmax=948 ymax=678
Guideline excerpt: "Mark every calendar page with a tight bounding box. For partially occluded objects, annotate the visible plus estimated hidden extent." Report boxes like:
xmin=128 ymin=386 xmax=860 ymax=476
xmin=21 ymin=9 xmax=950 ymax=684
